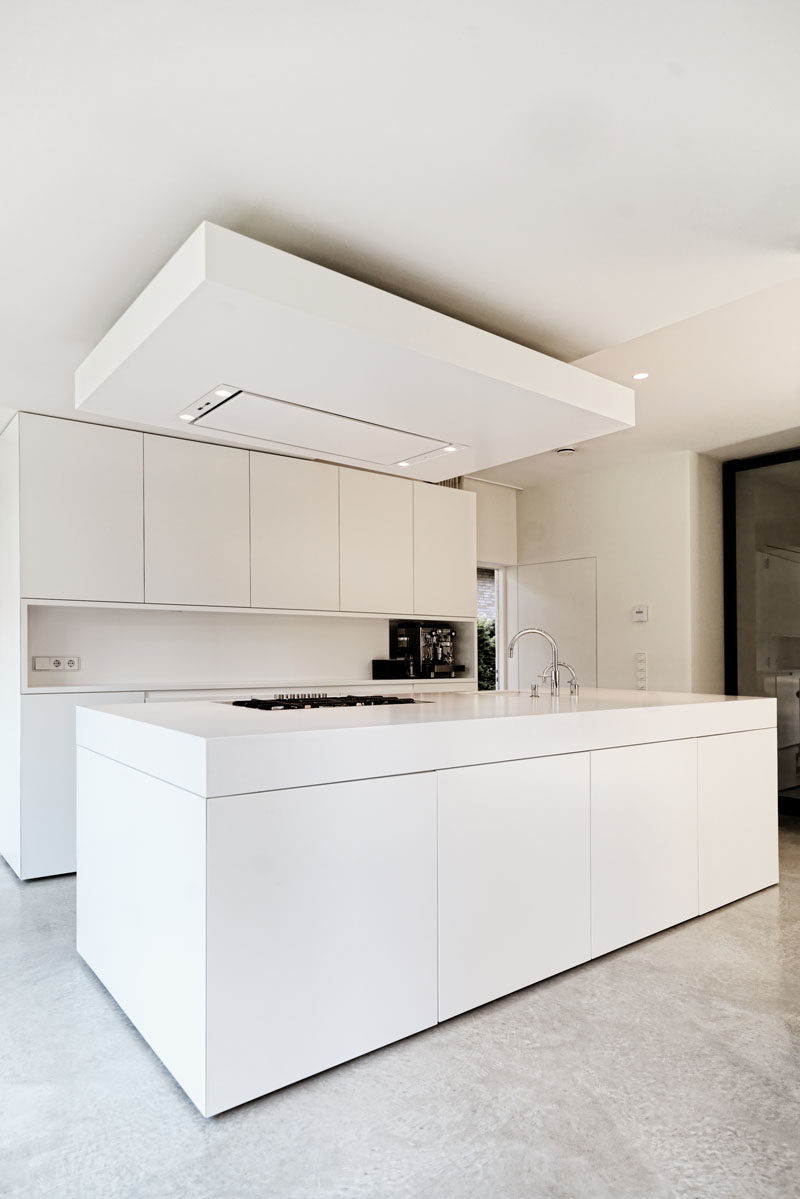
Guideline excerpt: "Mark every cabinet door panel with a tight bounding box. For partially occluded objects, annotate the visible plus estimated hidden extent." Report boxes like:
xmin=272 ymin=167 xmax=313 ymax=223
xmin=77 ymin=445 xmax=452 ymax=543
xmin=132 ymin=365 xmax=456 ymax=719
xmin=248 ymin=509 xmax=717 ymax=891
xmin=339 ymin=470 xmax=413 ymax=613
xmin=144 ymin=436 xmax=250 ymax=607
xmin=591 ymin=739 xmax=698 ymax=958
xmin=250 ymin=454 xmax=339 ymax=610
xmin=438 ymin=753 xmax=591 ymax=1021
xmin=698 ymin=728 xmax=778 ymax=913
xmin=19 ymin=416 xmax=144 ymax=602
xmin=206 ymin=772 xmax=437 ymax=1114
xmin=20 ymin=691 xmax=145 ymax=879
xmin=413 ymin=483 xmax=476 ymax=617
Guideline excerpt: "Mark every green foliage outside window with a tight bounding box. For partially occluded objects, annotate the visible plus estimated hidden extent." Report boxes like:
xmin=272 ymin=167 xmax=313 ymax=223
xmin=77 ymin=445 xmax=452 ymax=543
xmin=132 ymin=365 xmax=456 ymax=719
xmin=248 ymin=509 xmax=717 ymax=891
xmin=477 ymin=616 xmax=496 ymax=691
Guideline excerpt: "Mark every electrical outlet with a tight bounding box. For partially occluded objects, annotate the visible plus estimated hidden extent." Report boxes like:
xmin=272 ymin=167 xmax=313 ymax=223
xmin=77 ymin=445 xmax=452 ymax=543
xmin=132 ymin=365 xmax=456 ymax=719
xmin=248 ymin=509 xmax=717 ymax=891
xmin=32 ymin=655 xmax=81 ymax=672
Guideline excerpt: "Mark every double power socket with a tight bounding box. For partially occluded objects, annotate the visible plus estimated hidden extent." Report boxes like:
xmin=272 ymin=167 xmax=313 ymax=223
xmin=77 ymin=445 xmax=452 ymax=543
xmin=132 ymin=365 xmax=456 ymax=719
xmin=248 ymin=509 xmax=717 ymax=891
xmin=33 ymin=655 xmax=81 ymax=672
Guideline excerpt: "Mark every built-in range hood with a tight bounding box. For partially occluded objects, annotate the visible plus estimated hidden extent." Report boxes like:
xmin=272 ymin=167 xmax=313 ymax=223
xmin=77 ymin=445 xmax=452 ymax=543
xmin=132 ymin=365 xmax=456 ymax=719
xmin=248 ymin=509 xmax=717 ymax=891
xmin=75 ymin=222 xmax=634 ymax=482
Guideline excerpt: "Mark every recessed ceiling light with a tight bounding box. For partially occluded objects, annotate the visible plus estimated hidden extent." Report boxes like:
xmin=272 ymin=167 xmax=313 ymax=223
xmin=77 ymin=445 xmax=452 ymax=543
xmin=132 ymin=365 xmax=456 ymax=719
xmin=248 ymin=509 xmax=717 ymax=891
xmin=443 ymin=445 xmax=458 ymax=453
xmin=633 ymin=372 xmax=649 ymax=380
xmin=178 ymin=414 xmax=194 ymax=421
xmin=396 ymin=461 xmax=410 ymax=468
xmin=555 ymin=446 xmax=575 ymax=455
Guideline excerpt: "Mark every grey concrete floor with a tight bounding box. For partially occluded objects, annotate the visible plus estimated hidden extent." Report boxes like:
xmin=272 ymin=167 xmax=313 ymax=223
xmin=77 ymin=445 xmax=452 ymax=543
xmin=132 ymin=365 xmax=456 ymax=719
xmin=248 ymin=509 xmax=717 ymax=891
xmin=2 ymin=820 xmax=799 ymax=1199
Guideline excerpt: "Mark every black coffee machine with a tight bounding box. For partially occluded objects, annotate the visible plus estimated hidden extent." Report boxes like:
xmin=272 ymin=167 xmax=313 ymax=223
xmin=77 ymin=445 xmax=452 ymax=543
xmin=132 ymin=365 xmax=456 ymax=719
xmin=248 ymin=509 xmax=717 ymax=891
xmin=372 ymin=621 xmax=466 ymax=680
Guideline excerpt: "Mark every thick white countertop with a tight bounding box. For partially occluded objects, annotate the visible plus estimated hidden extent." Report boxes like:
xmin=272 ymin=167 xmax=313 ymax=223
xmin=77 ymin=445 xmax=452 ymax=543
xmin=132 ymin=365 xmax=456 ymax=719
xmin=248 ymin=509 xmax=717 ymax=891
xmin=76 ymin=689 xmax=776 ymax=799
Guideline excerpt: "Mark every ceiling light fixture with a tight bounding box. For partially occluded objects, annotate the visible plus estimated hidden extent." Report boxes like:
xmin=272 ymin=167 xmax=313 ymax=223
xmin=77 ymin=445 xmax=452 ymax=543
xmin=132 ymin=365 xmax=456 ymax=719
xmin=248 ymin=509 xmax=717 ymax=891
xmin=632 ymin=372 xmax=649 ymax=380
xmin=396 ymin=461 xmax=410 ymax=468
xmin=443 ymin=445 xmax=458 ymax=453
xmin=555 ymin=446 xmax=575 ymax=455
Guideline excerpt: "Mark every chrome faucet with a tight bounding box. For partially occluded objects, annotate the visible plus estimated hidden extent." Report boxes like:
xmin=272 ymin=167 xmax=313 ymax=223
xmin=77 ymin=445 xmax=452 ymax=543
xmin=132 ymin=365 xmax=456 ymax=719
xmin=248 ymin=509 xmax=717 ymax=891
xmin=507 ymin=628 xmax=560 ymax=695
xmin=542 ymin=660 xmax=579 ymax=697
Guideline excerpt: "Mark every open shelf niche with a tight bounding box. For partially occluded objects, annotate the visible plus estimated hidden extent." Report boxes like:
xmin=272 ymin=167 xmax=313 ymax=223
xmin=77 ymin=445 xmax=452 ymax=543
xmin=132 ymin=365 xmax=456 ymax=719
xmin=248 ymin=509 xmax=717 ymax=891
xmin=24 ymin=602 xmax=477 ymax=695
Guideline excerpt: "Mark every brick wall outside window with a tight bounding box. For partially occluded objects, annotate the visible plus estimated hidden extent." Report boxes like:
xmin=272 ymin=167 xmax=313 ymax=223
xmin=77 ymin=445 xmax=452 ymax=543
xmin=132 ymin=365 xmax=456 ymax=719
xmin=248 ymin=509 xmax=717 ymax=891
xmin=477 ymin=568 xmax=496 ymax=620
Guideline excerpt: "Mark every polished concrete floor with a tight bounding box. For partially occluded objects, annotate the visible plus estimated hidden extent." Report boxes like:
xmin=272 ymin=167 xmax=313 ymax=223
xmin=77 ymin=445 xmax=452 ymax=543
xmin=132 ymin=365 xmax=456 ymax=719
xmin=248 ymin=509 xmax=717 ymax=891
xmin=2 ymin=820 xmax=799 ymax=1199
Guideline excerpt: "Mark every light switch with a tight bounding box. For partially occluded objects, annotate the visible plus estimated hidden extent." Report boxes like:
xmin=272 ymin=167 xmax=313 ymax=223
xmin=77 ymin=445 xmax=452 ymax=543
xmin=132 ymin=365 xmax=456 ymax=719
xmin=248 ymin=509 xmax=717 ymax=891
xmin=632 ymin=605 xmax=648 ymax=622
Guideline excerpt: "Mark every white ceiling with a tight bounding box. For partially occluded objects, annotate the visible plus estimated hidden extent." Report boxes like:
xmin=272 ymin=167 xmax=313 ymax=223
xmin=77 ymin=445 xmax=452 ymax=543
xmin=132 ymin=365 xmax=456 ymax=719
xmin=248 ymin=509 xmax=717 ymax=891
xmin=3 ymin=0 xmax=800 ymax=478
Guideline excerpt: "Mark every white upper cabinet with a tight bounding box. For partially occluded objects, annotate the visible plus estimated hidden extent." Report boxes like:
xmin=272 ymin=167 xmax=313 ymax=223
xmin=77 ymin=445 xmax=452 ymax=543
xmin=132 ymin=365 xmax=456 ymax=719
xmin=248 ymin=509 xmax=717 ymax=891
xmin=144 ymin=436 xmax=250 ymax=607
xmin=19 ymin=415 xmax=144 ymax=602
xmin=250 ymin=453 xmax=339 ymax=611
xmin=413 ymin=483 xmax=476 ymax=617
xmin=339 ymin=470 xmax=413 ymax=614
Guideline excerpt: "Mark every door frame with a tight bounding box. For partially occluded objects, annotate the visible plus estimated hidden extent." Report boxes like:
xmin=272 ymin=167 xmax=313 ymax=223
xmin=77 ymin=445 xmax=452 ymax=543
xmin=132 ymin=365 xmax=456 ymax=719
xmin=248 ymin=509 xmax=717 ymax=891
xmin=722 ymin=444 xmax=800 ymax=694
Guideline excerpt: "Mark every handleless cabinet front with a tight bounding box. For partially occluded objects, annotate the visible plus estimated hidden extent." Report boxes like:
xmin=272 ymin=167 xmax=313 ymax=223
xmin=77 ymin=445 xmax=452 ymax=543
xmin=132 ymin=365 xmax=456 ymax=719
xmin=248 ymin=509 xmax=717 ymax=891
xmin=19 ymin=415 xmax=144 ymax=602
xmin=438 ymin=753 xmax=591 ymax=1021
xmin=144 ymin=436 xmax=250 ymax=607
xmin=698 ymin=728 xmax=778 ymax=913
xmin=413 ymin=483 xmax=476 ymax=617
xmin=339 ymin=470 xmax=413 ymax=614
xmin=590 ymin=739 xmax=699 ymax=958
xmin=250 ymin=453 xmax=339 ymax=610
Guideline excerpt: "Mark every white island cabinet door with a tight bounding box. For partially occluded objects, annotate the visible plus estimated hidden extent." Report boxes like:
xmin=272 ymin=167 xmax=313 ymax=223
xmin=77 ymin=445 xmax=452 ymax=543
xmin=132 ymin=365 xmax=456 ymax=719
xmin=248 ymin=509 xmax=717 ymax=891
xmin=19 ymin=415 xmax=144 ymax=602
xmin=205 ymin=772 xmax=437 ymax=1116
xmin=698 ymin=728 xmax=779 ymax=913
xmin=413 ymin=482 xmax=477 ymax=617
xmin=250 ymin=453 xmax=339 ymax=610
xmin=339 ymin=469 xmax=413 ymax=613
xmin=590 ymin=739 xmax=699 ymax=958
xmin=144 ymin=435 xmax=250 ymax=607
xmin=437 ymin=753 xmax=591 ymax=1021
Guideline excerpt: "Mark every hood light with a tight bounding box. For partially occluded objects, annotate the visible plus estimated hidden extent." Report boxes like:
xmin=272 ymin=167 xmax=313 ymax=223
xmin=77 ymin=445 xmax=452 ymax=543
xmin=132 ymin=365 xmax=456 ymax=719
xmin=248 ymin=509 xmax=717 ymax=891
xmin=179 ymin=414 xmax=194 ymax=422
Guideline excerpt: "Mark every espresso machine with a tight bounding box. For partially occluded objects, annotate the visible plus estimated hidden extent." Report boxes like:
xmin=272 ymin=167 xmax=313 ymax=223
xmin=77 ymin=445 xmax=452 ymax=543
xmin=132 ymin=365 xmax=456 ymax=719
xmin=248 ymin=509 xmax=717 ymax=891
xmin=372 ymin=621 xmax=466 ymax=680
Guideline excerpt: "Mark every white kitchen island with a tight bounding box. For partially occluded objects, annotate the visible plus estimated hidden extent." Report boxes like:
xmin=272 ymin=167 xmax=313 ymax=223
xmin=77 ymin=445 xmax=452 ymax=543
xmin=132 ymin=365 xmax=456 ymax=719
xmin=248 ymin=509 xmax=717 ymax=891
xmin=76 ymin=689 xmax=778 ymax=1117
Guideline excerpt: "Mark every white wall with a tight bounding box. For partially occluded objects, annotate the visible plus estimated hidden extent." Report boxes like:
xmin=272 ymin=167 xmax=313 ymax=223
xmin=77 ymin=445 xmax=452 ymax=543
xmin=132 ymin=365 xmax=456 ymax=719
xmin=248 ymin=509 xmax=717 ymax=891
xmin=516 ymin=452 xmax=723 ymax=693
xmin=0 ymin=418 xmax=22 ymax=873
xmin=690 ymin=454 xmax=724 ymax=693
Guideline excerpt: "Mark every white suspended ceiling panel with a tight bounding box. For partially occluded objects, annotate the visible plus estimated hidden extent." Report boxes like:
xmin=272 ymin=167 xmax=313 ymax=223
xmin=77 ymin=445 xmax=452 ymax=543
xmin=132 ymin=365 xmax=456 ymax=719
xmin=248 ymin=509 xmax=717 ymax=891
xmin=75 ymin=222 xmax=634 ymax=482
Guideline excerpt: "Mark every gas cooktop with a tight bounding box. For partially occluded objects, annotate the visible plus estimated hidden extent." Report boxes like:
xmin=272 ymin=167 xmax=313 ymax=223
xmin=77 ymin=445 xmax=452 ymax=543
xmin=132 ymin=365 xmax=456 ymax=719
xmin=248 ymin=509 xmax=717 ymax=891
xmin=231 ymin=693 xmax=416 ymax=711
